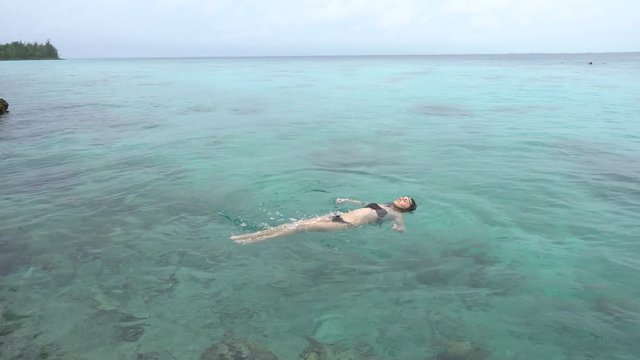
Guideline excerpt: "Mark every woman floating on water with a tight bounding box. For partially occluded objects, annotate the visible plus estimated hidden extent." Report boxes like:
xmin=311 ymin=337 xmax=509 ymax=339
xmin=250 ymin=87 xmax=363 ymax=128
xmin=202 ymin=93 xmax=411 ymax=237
xmin=230 ymin=196 xmax=417 ymax=244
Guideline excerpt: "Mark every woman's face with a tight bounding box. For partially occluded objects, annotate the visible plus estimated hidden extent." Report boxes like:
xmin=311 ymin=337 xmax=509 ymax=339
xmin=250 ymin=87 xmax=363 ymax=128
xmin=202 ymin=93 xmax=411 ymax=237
xmin=393 ymin=196 xmax=412 ymax=210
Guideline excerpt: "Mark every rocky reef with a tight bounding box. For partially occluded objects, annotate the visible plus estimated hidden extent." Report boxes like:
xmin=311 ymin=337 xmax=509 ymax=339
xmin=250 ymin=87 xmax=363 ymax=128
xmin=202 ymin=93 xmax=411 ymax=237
xmin=200 ymin=331 xmax=278 ymax=360
xmin=0 ymin=336 xmax=76 ymax=360
xmin=299 ymin=337 xmax=384 ymax=360
xmin=0 ymin=308 xmax=75 ymax=360
xmin=433 ymin=339 xmax=490 ymax=360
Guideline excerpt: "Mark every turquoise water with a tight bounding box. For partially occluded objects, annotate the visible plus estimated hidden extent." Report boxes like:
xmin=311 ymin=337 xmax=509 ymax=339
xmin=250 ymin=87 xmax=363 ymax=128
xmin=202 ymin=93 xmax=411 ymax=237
xmin=1 ymin=54 xmax=639 ymax=359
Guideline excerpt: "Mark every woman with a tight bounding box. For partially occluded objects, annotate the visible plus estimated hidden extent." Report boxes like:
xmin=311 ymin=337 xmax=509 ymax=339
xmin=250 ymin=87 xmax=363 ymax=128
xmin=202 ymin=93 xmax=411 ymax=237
xmin=230 ymin=196 xmax=417 ymax=244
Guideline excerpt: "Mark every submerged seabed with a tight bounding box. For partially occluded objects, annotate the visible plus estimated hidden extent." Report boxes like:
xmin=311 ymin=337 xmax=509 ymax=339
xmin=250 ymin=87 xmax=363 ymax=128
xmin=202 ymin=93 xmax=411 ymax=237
xmin=1 ymin=53 xmax=639 ymax=359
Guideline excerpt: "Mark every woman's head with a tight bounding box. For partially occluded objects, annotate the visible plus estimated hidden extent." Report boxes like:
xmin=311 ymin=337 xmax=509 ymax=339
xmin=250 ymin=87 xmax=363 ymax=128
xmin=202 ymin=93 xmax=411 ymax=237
xmin=393 ymin=196 xmax=417 ymax=212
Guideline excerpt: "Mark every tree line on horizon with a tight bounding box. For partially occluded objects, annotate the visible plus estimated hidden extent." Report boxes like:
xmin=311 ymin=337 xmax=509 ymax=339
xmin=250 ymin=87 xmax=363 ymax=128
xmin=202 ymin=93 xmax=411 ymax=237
xmin=0 ymin=40 xmax=60 ymax=60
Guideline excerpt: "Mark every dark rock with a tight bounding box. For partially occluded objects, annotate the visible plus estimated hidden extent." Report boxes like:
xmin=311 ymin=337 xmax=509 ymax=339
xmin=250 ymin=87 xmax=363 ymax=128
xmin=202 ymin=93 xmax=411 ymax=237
xmin=416 ymin=268 xmax=452 ymax=285
xmin=299 ymin=337 xmax=332 ymax=360
xmin=0 ymin=98 xmax=8 ymax=115
xmin=200 ymin=331 xmax=278 ymax=360
xmin=0 ymin=322 xmax=21 ymax=336
xmin=134 ymin=350 xmax=176 ymax=360
xmin=3 ymin=308 xmax=30 ymax=322
xmin=0 ymin=335 xmax=73 ymax=360
xmin=299 ymin=338 xmax=384 ymax=360
xmin=433 ymin=340 xmax=490 ymax=360
xmin=118 ymin=323 xmax=147 ymax=342
xmin=0 ymin=308 xmax=28 ymax=336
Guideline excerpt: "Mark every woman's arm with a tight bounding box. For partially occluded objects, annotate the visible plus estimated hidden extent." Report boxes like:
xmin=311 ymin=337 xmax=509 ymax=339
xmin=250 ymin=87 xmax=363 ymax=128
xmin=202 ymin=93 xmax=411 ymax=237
xmin=392 ymin=215 xmax=406 ymax=232
xmin=335 ymin=198 xmax=365 ymax=205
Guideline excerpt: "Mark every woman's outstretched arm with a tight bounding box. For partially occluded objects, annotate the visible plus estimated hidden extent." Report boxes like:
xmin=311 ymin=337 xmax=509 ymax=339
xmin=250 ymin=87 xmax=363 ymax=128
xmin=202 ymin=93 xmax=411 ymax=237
xmin=392 ymin=216 xmax=406 ymax=232
xmin=335 ymin=198 xmax=365 ymax=205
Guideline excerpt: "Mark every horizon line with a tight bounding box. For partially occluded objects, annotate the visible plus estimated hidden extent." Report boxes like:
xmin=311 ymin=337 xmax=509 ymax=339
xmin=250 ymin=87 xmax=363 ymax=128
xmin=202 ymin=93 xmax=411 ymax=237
xmin=65 ymin=50 xmax=640 ymax=61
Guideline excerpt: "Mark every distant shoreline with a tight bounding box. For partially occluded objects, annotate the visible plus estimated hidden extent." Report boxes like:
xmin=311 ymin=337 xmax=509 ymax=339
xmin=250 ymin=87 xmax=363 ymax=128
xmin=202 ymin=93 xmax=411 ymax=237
xmin=0 ymin=41 xmax=60 ymax=61
xmin=58 ymin=51 xmax=639 ymax=61
xmin=0 ymin=58 xmax=63 ymax=61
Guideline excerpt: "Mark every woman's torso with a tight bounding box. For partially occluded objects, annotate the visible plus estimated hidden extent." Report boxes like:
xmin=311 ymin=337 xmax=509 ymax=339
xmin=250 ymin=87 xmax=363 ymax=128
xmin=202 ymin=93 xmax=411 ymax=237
xmin=339 ymin=203 xmax=397 ymax=226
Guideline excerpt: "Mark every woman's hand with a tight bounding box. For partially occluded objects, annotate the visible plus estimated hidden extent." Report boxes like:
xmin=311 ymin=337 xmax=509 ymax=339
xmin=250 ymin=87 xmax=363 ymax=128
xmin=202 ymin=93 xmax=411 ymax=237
xmin=336 ymin=198 xmax=362 ymax=205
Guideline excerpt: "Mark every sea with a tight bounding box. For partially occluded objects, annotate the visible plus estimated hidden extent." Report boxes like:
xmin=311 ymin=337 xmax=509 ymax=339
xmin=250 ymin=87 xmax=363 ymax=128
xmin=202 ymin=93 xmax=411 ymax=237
xmin=1 ymin=53 xmax=639 ymax=359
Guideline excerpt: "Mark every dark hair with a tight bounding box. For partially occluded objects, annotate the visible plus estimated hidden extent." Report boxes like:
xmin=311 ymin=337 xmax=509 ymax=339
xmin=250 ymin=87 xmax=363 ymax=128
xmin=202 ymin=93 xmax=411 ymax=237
xmin=406 ymin=197 xmax=417 ymax=212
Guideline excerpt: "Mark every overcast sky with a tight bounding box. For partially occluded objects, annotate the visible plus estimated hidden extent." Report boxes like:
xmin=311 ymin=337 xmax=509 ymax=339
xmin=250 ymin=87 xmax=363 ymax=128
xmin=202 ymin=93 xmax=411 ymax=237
xmin=1 ymin=0 xmax=638 ymax=58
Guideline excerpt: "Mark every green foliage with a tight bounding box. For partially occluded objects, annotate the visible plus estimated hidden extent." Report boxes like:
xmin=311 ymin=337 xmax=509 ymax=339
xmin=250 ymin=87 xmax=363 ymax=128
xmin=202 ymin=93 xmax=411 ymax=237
xmin=0 ymin=40 xmax=60 ymax=60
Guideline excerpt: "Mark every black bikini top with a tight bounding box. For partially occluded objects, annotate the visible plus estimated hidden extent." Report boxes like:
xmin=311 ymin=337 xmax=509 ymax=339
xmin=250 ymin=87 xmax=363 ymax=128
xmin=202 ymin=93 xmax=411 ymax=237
xmin=365 ymin=203 xmax=388 ymax=223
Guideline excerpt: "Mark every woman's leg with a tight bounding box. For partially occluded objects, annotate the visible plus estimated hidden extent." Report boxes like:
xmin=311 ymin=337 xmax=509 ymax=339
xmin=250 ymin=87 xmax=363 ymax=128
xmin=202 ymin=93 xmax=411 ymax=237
xmin=230 ymin=222 xmax=302 ymax=244
xmin=230 ymin=216 xmax=350 ymax=244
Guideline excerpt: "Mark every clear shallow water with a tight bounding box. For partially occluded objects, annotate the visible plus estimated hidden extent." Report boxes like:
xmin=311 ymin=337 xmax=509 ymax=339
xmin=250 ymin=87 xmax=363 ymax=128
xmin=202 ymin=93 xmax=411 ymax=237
xmin=1 ymin=54 xmax=639 ymax=359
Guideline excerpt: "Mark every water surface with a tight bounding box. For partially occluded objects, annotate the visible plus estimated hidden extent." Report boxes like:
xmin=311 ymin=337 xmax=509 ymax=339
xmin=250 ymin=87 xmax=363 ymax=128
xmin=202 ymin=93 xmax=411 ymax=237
xmin=1 ymin=53 xmax=639 ymax=359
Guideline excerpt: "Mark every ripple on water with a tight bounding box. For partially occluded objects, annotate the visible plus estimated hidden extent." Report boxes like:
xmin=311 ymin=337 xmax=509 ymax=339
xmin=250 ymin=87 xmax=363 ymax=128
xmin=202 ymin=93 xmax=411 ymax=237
xmin=412 ymin=103 xmax=474 ymax=117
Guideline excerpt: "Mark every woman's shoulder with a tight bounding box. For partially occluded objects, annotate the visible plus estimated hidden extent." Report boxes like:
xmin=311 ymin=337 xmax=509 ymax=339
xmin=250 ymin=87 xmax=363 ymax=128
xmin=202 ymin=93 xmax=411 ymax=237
xmin=380 ymin=203 xmax=402 ymax=216
xmin=365 ymin=202 xmax=390 ymax=209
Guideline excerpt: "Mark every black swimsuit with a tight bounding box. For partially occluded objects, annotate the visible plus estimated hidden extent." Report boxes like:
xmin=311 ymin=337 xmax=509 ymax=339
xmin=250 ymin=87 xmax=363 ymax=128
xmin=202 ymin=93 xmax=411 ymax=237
xmin=331 ymin=203 xmax=389 ymax=225
xmin=331 ymin=214 xmax=351 ymax=225
xmin=365 ymin=203 xmax=388 ymax=223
